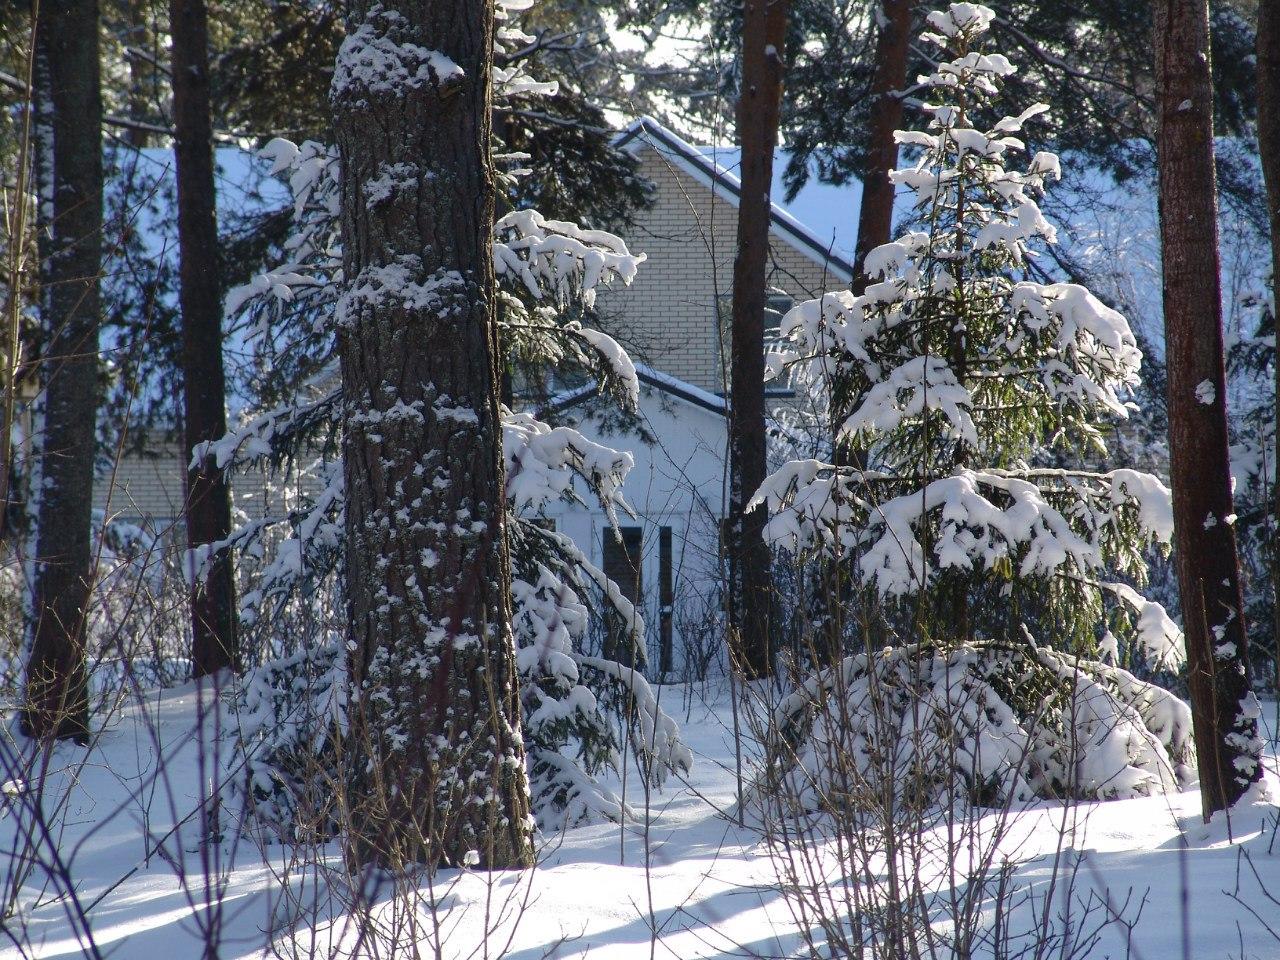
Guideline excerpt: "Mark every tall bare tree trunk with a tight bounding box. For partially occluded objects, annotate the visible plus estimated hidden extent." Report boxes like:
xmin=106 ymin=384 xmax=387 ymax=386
xmin=727 ymin=0 xmax=789 ymax=680
xmin=1154 ymin=0 xmax=1262 ymax=816
xmin=853 ymin=0 xmax=912 ymax=293
xmin=123 ymin=0 xmax=155 ymax=149
xmin=0 ymin=14 xmax=39 ymax=545
xmin=21 ymin=0 xmax=103 ymax=743
xmin=334 ymin=0 xmax=534 ymax=869
xmin=1256 ymin=0 xmax=1280 ymax=701
xmin=170 ymin=0 xmax=239 ymax=678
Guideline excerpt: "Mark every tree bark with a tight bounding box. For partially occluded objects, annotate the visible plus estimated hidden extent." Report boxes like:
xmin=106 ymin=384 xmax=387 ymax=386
xmin=123 ymin=0 xmax=155 ymax=149
xmin=334 ymin=0 xmax=534 ymax=869
xmin=21 ymin=0 xmax=103 ymax=743
xmin=1153 ymin=0 xmax=1261 ymax=817
xmin=853 ymin=0 xmax=912 ymax=293
xmin=1256 ymin=0 xmax=1280 ymax=703
xmin=728 ymin=0 xmax=789 ymax=680
xmin=170 ymin=0 xmax=239 ymax=678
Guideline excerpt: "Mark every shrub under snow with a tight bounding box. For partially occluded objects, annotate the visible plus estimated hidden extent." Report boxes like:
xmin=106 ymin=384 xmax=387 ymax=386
xmin=770 ymin=640 xmax=1196 ymax=810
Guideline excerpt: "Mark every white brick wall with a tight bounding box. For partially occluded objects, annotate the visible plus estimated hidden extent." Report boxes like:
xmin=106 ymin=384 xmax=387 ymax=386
xmin=596 ymin=144 xmax=849 ymax=394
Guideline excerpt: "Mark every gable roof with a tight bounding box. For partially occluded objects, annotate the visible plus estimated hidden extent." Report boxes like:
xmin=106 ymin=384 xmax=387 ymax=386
xmin=541 ymin=363 xmax=806 ymax=448
xmin=614 ymin=116 xmax=856 ymax=284
xmin=543 ymin=362 xmax=727 ymax=418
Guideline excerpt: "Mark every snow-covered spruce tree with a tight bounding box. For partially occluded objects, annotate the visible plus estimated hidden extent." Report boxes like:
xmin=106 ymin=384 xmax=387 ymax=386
xmin=205 ymin=0 xmax=690 ymax=842
xmin=753 ymin=2 xmax=1195 ymax=804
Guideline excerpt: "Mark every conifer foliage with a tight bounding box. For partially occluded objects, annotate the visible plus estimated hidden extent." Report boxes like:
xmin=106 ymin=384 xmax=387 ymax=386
xmin=754 ymin=3 xmax=1200 ymax=804
xmin=206 ymin=0 xmax=691 ymax=844
xmin=756 ymin=3 xmax=1182 ymax=670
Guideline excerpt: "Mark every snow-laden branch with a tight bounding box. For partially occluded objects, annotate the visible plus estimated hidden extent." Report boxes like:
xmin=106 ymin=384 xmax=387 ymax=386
xmin=494 ymin=208 xmax=644 ymax=308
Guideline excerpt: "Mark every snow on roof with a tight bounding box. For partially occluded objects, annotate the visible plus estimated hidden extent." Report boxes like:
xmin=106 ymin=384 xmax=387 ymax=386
xmin=543 ymin=362 xmax=726 ymax=418
xmin=634 ymin=363 xmax=728 ymax=413
xmin=542 ymin=362 xmax=806 ymax=448
xmin=692 ymin=143 xmax=863 ymax=261
xmin=614 ymin=117 xmax=857 ymax=282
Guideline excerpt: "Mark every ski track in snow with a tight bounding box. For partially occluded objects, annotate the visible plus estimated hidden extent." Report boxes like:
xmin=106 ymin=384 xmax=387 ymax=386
xmin=2 ymin=682 xmax=1279 ymax=958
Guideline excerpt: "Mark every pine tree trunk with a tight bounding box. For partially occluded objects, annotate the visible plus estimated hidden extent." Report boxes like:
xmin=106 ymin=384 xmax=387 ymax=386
xmin=852 ymin=0 xmax=912 ymax=293
xmin=1153 ymin=0 xmax=1261 ymax=816
xmin=333 ymin=0 xmax=534 ymax=870
xmin=123 ymin=0 xmax=154 ymax=149
xmin=21 ymin=0 xmax=103 ymax=743
xmin=728 ymin=0 xmax=789 ymax=680
xmin=1256 ymin=0 xmax=1280 ymax=702
xmin=170 ymin=0 xmax=239 ymax=678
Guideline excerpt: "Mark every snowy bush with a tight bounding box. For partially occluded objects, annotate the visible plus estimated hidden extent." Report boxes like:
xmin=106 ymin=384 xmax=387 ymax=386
xmin=0 ymin=561 xmax=21 ymax=691
xmin=80 ymin=513 xmax=192 ymax=693
xmin=220 ymin=0 xmax=689 ymax=834
xmin=236 ymin=641 xmax=348 ymax=840
xmin=0 ymin=510 xmax=189 ymax=699
xmin=770 ymin=639 xmax=1195 ymax=809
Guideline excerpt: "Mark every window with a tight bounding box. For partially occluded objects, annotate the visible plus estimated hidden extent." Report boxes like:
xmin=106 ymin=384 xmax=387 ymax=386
xmin=765 ymin=294 xmax=794 ymax=328
xmin=716 ymin=293 xmax=795 ymax=332
xmin=658 ymin=526 xmax=673 ymax=676
xmin=716 ymin=294 xmax=795 ymax=394
xmin=602 ymin=526 xmax=644 ymax=666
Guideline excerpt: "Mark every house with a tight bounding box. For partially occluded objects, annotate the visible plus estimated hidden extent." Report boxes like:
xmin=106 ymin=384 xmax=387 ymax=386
xmin=525 ymin=118 xmax=858 ymax=670
xmin=91 ymin=117 xmax=859 ymax=672
xmin=597 ymin=117 xmax=854 ymax=394
xmin=539 ymin=365 xmax=731 ymax=677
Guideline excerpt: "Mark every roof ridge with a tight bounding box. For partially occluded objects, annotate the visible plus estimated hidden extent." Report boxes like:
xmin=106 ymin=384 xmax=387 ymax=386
xmin=612 ymin=116 xmax=855 ymax=282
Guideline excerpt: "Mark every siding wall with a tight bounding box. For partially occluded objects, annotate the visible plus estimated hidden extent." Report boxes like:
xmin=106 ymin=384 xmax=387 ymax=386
xmin=93 ymin=436 xmax=324 ymax=541
xmin=93 ymin=442 xmax=188 ymax=530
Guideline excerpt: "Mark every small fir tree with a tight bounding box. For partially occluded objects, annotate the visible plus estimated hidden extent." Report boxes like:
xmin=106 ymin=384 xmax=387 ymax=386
xmin=757 ymin=2 xmax=1181 ymax=670
xmin=755 ymin=3 xmax=1201 ymax=806
xmin=1227 ymin=283 xmax=1276 ymax=682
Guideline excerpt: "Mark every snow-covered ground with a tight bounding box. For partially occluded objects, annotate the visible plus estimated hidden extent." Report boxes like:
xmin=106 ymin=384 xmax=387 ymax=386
xmin=2 ymin=681 xmax=1278 ymax=959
